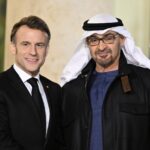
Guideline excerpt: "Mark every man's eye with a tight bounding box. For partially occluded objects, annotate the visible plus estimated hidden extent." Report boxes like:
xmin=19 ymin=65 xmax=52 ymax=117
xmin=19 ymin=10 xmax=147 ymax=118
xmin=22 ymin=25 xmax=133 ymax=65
xmin=90 ymin=37 xmax=99 ymax=42
xmin=104 ymin=35 xmax=114 ymax=40
xmin=21 ymin=42 xmax=30 ymax=46
xmin=36 ymin=44 xmax=45 ymax=48
xmin=23 ymin=43 xmax=29 ymax=46
xmin=38 ymin=44 xmax=44 ymax=46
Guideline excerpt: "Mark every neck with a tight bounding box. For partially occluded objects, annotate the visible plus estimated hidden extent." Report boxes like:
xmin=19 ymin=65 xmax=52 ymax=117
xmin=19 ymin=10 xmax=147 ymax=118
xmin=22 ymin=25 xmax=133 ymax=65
xmin=95 ymin=63 xmax=119 ymax=73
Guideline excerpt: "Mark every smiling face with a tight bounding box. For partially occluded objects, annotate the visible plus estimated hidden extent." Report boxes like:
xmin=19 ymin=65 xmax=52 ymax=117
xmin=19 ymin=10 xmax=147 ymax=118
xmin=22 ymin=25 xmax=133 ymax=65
xmin=10 ymin=25 xmax=49 ymax=76
xmin=86 ymin=31 xmax=125 ymax=72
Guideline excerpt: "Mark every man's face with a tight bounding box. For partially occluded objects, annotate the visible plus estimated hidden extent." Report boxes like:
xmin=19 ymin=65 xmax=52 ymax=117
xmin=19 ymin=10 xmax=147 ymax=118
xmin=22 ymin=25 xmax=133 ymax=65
xmin=86 ymin=31 xmax=125 ymax=72
xmin=11 ymin=25 xmax=49 ymax=76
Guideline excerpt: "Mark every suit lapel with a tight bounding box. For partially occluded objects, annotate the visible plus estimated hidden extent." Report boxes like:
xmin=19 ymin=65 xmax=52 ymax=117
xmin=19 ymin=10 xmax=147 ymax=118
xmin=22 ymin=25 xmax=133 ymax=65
xmin=6 ymin=67 xmax=43 ymax=127
xmin=6 ymin=66 xmax=31 ymax=97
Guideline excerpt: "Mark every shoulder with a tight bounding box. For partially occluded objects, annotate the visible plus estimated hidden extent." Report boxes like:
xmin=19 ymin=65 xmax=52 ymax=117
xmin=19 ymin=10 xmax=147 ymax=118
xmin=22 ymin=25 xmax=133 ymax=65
xmin=62 ymin=75 xmax=85 ymax=96
xmin=0 ymin=68 xmax=12 ymax=84
xmin=129 ymin=64 xmax=150 ymax=88
xmin=0 ymin=68 xmax=16 ymax=94
xmin=129 ymin=64 xmax=150 ymax=75
xmin=40 ymin=75 xmax=61 ymax=89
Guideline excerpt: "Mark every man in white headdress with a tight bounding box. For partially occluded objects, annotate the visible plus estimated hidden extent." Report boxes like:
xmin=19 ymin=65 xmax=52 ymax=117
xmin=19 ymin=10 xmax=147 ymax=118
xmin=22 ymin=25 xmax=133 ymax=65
xmin=61 ymin=14 xmax=150 ymax=150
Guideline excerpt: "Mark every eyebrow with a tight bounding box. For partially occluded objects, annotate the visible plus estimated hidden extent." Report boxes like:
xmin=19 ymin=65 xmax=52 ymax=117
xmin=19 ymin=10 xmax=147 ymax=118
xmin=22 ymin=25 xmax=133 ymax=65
xmin=20 ymin=41 xmax=30 ymax=44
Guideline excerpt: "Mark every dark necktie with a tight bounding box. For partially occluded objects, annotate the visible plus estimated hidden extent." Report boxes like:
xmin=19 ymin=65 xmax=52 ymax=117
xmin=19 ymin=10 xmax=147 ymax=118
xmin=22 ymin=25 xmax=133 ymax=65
xmin=27 ymin=77 xmax=46 ymax=135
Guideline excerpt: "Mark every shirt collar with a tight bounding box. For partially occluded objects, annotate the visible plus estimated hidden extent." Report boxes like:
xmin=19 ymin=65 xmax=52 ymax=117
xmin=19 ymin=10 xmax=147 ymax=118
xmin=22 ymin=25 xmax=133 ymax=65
xmin=13 ymin=64 xmax=40 ymax=83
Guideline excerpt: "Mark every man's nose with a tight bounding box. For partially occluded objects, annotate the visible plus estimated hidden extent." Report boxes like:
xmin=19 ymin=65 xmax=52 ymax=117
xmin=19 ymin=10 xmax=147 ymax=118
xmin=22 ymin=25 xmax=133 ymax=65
xmin=30 ymin=45 xmax=37 ymax=55
xmin=97 ymin=40 xmax=107 ymax=50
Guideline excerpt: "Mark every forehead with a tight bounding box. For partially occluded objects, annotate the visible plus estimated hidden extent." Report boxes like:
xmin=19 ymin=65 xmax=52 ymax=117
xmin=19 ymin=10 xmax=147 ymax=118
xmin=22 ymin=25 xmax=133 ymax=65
xmin=90 ymin=31 xmax=118 ymax=37
xmin=15 ymin=25 xmax=48 ymax=41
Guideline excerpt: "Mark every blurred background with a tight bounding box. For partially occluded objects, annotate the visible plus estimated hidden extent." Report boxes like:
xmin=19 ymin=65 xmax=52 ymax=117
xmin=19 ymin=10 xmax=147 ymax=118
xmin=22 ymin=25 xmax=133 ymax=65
xmin=0 ymin=0 xmax=6 ymax=72
xmin=0 ymin=0 xmax=150 ymax=83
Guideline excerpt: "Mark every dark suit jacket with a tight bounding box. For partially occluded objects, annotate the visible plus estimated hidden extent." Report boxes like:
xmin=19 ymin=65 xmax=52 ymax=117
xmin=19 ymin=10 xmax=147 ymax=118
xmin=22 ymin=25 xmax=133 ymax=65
xmin=0 ymin=66 xmax=63 ymax=150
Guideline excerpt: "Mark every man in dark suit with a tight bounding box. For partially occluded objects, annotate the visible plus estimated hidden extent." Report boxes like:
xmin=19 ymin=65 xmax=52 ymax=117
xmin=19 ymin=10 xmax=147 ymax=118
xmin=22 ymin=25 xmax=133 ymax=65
xmin=0 ymin=16 xmax=63 ymax=150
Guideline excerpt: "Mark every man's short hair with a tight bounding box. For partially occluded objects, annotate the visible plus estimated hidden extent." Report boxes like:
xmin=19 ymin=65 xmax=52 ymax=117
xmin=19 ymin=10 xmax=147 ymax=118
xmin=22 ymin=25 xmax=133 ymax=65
xmin=10 ymin=15 xmax=51 ymax=43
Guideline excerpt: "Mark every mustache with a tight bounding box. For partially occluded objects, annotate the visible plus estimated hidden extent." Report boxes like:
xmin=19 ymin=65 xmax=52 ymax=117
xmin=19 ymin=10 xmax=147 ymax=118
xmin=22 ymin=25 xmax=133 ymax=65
xmin=95 ymin=49 xmax=112 ymax=54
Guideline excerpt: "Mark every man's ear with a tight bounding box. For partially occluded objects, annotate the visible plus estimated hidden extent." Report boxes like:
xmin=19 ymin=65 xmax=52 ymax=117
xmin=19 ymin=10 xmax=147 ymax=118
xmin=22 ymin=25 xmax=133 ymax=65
xmin=46 ymin=44 xmax=49 ymax=56
xmin=10 ymin=42 xmax=16 ymax=54
xmin=120 ymin=36 xmax=125 ymax=48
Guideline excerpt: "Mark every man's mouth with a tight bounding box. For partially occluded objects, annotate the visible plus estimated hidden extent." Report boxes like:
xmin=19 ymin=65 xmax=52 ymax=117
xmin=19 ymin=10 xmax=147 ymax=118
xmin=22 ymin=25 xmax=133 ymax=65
xmin=26 ymin=58 xmax=38 ymax=63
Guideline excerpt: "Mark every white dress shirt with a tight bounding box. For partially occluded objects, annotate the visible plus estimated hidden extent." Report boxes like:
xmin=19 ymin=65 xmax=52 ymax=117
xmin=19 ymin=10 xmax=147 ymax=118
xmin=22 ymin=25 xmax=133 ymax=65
xmin=13 ymin=64 xmax=50 ymax=135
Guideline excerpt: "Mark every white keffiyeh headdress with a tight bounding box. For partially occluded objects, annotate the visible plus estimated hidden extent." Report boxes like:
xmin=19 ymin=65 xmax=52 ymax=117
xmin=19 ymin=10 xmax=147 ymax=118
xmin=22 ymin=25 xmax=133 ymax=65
xmin=60 ymin=14 xmax=150 ymax=86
